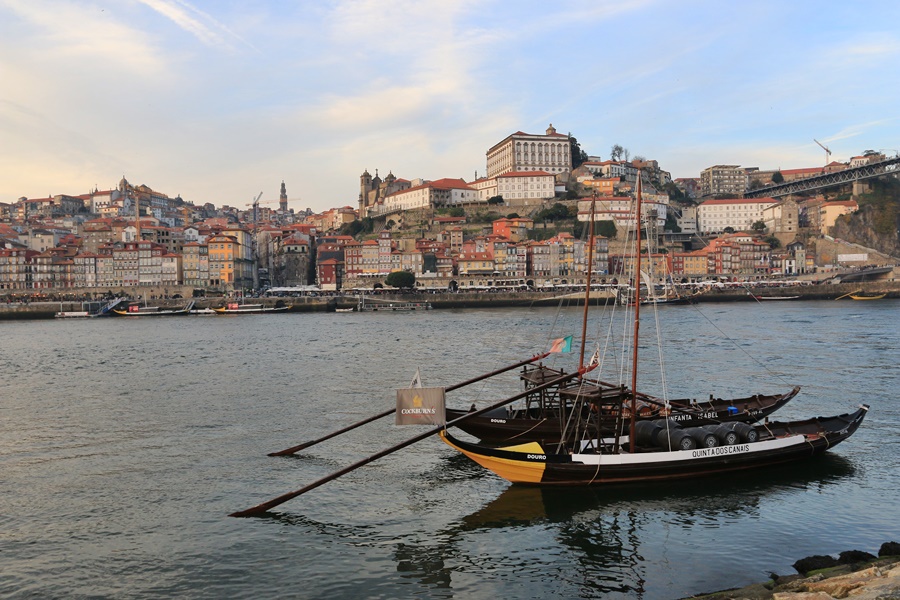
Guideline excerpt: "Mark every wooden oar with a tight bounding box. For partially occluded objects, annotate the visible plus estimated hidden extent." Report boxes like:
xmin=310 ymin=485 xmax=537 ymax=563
xmin=230 ymin=368 xmax=582 ymax=517
xmin=267 ymin=353 xmax=551 ymax=456
xmin=834 ymin=289 xmax=862 ymax=300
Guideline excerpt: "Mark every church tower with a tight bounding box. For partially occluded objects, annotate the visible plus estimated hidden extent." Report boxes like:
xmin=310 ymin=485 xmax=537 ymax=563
xmin=359 ymin=169 xmax=373 ymax=213
xmin=279 ymin=180 xmax=288 ymax=212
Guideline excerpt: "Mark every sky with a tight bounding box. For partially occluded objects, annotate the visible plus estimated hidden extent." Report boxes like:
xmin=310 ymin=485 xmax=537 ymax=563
xmin=2 ymin=0 xmax=899 ymax=214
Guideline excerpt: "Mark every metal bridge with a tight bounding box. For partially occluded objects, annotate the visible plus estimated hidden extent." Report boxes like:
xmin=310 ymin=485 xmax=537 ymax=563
xmin=743 ymin=155 xmax=900 ymax=198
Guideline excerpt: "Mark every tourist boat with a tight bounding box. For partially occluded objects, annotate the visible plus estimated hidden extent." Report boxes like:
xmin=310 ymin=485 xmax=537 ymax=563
xmin=444 ymin=371 xmax=800 ymax=445
xmin=438 ymin=175 xmax=868 ymax=487
xmin=212 ymin=300 xmax=289 ymax=314
xmin=113 ymin=300 xmax=195 ymax=316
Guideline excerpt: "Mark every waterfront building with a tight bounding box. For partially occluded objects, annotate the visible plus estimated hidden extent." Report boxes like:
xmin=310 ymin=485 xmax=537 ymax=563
xmin=486 ymin=124 xmax=571 ymax=179
xmin=672 ymin=248 xmax=710 ymax=277
xmin=207 ymin=234 xmax=239 ymax=291
xmin=697 ymin=197 xmax=779 ymax=234
xmin=0 ymin=247 xmax=32 ymax=291
xmin=609 ymin=253 xmax=671 ymax=279
xmin=317 ymin=258 xmax=343 ymax=291
xmin=31 ymin=247 xmax=78 ymax=289
xmin=182 ymin=242 xmax=209 ymax=288
xmin=700 ymin=165 xmax=748 ymax=197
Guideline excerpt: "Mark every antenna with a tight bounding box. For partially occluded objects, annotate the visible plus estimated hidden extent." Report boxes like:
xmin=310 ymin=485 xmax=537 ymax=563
xmin=813 ymin=139 xmax=832 ymax=166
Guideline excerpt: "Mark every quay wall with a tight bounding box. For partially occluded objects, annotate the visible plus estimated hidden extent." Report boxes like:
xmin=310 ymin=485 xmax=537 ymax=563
xmin=1 ymin=281 xmax=897 ymax=320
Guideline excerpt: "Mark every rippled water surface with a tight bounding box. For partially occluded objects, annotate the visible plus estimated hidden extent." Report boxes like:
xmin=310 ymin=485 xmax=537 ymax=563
xmin=1 ymin=300 xmax=898 ymax=599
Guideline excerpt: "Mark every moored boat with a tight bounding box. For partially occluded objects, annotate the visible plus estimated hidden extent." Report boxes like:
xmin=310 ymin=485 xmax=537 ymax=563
xmin=444 ymin=370 xmax=800 ymax=445
xmin=113 ymin=300 xmax=195 ymax=316
xmin=212 ymin=301 xmax=289 ymax=314
xmin=440 ymin=406 xmax=868 ymax=485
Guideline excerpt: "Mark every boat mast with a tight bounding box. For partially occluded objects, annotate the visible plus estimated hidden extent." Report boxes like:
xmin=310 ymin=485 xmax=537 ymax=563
xmin=629 ymin=172 xmax=643 ymax=452
xmin=578 ymin=193 xmax=597 ymax=372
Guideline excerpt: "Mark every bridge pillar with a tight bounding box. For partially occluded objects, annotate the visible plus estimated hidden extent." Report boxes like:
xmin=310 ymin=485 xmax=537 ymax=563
xmin=852 ymin=180 xmax=871 ymax=197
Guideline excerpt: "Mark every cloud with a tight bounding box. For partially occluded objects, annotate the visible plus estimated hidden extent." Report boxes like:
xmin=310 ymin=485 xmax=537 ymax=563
xmin=136 ymin=0 xmax=254 ymax=51
xmin=0 ymin=0 xmax=163 ymax=73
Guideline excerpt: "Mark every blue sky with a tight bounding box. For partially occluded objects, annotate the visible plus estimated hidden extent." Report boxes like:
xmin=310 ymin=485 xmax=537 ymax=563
xmin=2 ymin=0 xmax=898 ymax=213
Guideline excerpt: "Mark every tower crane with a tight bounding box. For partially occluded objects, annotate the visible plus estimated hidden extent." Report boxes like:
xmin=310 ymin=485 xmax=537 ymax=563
xmin=813 ymin=139 xmax=832 ymax=166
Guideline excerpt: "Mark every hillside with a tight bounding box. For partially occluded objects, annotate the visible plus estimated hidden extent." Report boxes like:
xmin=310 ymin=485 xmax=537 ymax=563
xmin=831 ymin=178 xmax=900 ymax=258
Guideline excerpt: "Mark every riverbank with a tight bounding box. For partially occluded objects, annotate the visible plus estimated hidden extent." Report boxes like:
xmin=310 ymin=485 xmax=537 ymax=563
xmin=690 ymin=543 xmax=900 ymax=599
xmin=1 ymin=281 xmax=897 ymax=320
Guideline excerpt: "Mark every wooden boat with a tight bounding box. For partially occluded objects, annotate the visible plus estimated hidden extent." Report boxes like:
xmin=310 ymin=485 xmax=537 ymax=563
xmin=440 ymin=407 xmax=868 ymax=485
xmin=748 ymin=293 xmax=800 ymax=301
xmin=444 ymin=369 xmax=800 ymax=445
xmin=113 ymin=300 xmax=195 ymax=316
xmin=849 ymin=293 xmax=886 ymax=300
xmin=438 ymin=173 xmax=869 ymax=487
xmin=212 ymin=301 xmax=289 ymax=314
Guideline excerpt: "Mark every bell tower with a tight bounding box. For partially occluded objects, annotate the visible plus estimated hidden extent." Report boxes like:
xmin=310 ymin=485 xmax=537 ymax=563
xmin=279 ymin=180 xmax=288 ymax=212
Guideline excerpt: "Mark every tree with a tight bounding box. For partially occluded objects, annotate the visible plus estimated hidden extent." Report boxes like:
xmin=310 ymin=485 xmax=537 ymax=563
xmin=536 ymin=203 xmax=571 ymax=222
xmin=569 ymin=136 xmax=589 ymax=168
xmin=385 ymin=271 xmax=415 ymax=289
xmin=764 ymin=235 xmax=782 ymax=249
xmin=772 ymin=171 xmax=784 ymax=184
xmin=610 ymin=144 xmax=625 ymax=161
xmin=487 ymin=195 xmax=504 ymax=205
xmin=723 ymin=226 xmax=735 ymax=234
xmin=751 ymin=220 xmax=766 ymax=233
xmin=506 ymin=212 xmax=520 ymax=219
xmin=448 ymin=207 xmax=465 ymax=217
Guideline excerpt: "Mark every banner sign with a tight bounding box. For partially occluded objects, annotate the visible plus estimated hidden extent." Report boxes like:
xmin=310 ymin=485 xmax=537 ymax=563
xmin=396 ymin=387 xmax=446 ymax=426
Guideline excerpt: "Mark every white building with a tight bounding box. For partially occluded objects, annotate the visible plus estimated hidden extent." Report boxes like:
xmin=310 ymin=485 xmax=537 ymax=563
xmin=496 ymin=171 xmax=556 ymax=206
xmin=486 ymin=124 xmax=571 ymax=179
xmin=371 ymin=178 xmax=478 ymax=216
xmin=697 ymin=197 xmax=779 ymax=233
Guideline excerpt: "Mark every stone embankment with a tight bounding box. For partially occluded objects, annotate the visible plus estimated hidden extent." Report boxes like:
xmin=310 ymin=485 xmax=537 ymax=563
xmin=2 ymin=281 xmax=898 ymax=320
xmin=690 ymin=542 xmax=900 ymax=599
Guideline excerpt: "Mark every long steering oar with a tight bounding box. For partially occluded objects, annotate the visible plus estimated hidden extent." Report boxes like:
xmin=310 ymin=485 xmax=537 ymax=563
xmin=834 ymin=289 xmax=862 ymax=300
xmin=267 ymin=353 xmax=550 ymax=456
xmin=230 ymin=367 xmax=584 ymax=517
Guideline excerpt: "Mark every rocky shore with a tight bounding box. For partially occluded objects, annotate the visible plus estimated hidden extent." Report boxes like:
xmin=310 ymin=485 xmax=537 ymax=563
xmin=690 ymin=542 xmax=900 ymax=599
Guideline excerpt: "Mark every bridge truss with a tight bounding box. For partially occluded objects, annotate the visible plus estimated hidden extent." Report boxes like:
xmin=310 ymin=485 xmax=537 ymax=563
xmin=744 ymin=155 xmax=900 ymax=198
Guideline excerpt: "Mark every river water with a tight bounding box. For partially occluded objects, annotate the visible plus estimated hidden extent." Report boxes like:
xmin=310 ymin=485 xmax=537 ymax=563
xmin=1 ymin=300 xmax=898 ymax=599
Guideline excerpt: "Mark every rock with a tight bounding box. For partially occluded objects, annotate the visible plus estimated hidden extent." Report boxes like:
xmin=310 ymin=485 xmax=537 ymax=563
xmin=793 ymin=555 xmax=839 ymax=575
xmin=880 ymin=541 xmax=900 ymax=557
xmin=838 ymin=549 xmax=878 ymax=565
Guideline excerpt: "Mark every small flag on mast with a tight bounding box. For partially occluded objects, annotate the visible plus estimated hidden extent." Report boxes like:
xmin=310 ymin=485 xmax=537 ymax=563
xmin=588 ymin=347 xmax=601 ymax=367
xmin=409 ymin=368 xmax=423 ymax=388
xmin=549 ymin=335 xmax=573 ymax=354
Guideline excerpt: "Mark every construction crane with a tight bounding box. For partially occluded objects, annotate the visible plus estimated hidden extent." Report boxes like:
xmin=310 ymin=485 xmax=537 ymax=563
xmin=814 ymin=139 xmax=832 ymax=166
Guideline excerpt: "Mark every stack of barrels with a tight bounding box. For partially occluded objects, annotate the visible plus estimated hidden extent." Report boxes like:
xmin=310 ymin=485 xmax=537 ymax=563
xmin=634 ymin=419 xmax=760 ymax=451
